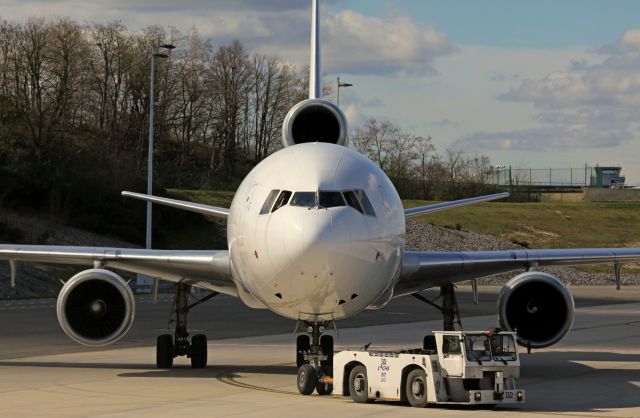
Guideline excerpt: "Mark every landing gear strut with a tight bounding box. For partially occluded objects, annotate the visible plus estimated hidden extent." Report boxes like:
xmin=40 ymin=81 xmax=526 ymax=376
xmin=296 ymin=321 xmax=334 ymax=395
xmin=156 ymin=283 xmax=218 ymax=369
xmin=412 ymin=284 xmax=463 ymax=348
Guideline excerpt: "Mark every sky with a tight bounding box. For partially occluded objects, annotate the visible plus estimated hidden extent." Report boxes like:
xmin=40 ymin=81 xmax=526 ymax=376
xmin=2 ymin=0 xmax=640 ymax=183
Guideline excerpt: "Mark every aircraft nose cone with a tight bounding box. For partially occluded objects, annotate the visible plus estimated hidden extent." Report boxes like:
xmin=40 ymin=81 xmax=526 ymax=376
xmin=297 ymin=210 xmax=349 ymax=271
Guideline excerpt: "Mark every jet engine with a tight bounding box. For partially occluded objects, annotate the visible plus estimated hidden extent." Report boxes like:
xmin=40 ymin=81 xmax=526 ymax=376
xmin=56 ymin=269 xmax=135 ymax=346
xmin=282 ymin=99 xmax=349 ymax=147
xmin=497 ymin=271 xmax=574 ymax=349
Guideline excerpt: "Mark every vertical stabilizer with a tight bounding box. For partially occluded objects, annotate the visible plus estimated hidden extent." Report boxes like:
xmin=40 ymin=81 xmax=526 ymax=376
xmin=309 ymin=0 xmax=321 ymax=99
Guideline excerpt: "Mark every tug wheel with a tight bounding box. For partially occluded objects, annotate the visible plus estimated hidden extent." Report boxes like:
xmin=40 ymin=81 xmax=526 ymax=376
xmin=349 ymin=365 xmax=372 ymax=403
xmin=405 ymin=368 xmax=428 ymax=407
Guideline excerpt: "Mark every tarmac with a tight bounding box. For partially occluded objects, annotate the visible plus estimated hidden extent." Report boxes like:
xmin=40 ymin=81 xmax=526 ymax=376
xmin=0 ymin=286 xmax=639 ymax=417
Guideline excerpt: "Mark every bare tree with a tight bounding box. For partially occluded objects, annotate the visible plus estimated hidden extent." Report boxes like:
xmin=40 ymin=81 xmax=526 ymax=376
xmin=207 ymin=40 xmax=251 ymax=177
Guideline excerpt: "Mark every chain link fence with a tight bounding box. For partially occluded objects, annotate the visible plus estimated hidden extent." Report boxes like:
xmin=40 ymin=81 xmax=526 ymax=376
xmin=490 ymin=165 xmax=598 ymax=187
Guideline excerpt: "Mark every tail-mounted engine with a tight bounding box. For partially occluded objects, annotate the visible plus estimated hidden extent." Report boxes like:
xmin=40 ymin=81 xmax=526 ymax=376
xmin=497 ymin=271 xmax=574 ymax=349
xmin=56 ymin=269 xmax=135 ymax=346
xmin=282 ymin=99 xmax=349 ymax=147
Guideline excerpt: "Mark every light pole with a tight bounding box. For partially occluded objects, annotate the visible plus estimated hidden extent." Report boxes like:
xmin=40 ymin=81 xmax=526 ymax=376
xmin=336 ymin=76 xmax=353 ymax=107
xmin=146 ymin=43 xmax=175 ymax=252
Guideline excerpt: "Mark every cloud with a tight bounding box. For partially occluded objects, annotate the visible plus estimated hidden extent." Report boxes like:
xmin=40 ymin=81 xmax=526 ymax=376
xmin=1 ymin=1 xmax=454 ymax=77
xmin=345 ymin=95 xmax=383 ymax=108
xmin=433 ymin=119 xmax=461 ymax=128
xmin=499 ymin=28 xmax=640 ymax=108
xmin=321 ymin=10 xmax=455 ymax=75
xmin=461 ymin=28 xmax=640 ymax=152
xmin=343 ymin=104 xmax=366 ymax=128
xmin=459 ymin=122 xmax=632 ymax=152
xmin=490 ymin=71 xmax=519 ymax=83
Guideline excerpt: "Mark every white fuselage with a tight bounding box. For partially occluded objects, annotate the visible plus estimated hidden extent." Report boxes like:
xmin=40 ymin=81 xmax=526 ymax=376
xmin=227 ymin=143 xmax=404 ymax=321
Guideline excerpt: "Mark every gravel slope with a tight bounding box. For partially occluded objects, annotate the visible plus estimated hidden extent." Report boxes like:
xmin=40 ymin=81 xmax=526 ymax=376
xmin=0 ymin=213 xmax=136 ymax=298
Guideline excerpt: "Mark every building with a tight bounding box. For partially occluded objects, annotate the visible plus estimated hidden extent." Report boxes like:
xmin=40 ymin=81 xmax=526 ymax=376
xmin=590 ymin=166 xmax=625 ymax=188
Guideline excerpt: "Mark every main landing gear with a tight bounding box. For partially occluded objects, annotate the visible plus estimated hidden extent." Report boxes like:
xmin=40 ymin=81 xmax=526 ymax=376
xmin=412 ymin=284 xmax=463 ymax=347
xmin=296 ymin=322 xmax=334 ymax=396
xmin=156 ymin=283 xmax=218 ymax=369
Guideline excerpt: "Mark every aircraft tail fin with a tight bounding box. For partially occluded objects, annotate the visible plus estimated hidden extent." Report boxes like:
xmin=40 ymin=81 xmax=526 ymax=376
xmin=309 ymin=0 xmax=321 ymax=99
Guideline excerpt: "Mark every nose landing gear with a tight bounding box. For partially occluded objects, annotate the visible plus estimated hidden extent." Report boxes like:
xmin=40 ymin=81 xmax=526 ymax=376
xmin=296 ymin=321 xmax=334 ymax=395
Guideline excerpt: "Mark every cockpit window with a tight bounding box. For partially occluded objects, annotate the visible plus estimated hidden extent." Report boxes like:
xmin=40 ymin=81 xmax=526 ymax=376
xmin=343 ymin=191 xmax=363 ymax=214
xmin=318 ymin=191 xmax=345 ymax=208
xmin=290 ymin=192 xmax=316 ymax=208
xmin=260 ymin=189 xmax=280 ymax=215
xmin=272 ymin=190 xmax=292 ymax=212
xmin=355 ymin=189 xmax=376 ymax=217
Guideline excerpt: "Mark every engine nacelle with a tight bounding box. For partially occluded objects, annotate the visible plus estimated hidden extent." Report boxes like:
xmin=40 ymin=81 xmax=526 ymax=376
xmin=497 ymin=271 xmax=574 ymax=349
xmin=57 ymin=269 xmax=135 ymax=346
xmin=282 ymin=99 xmax=349 ymax=147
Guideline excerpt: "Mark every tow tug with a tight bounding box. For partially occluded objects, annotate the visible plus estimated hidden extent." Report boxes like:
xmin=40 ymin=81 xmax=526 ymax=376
xmin=332 ymin=329 xmax=525 ymax=407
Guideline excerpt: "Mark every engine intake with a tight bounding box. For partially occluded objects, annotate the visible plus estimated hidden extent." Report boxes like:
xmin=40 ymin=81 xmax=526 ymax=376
xmin=497 ymin=271 xmax=574 ymax=349
xmin=57 ymin=269 xmax=135 ymax=346
xmin=282 ymin=99 xmax=348 ymax=147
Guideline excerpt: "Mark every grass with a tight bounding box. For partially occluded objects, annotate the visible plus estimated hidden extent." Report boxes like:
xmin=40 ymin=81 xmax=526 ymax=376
xmin=405 ymin=200 xmax=640 ymax=273
xmin=404 ymin=200 xmax=640 ymax=249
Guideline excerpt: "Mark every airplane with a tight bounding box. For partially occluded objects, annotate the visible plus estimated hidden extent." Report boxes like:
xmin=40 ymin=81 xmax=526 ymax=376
xmin=2 ymin=0 xmax=640 ymax=397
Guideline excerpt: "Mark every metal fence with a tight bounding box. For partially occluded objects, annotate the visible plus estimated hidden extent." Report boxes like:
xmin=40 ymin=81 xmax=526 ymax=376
xmin=490 ymin=165 xmax=597 ymax=187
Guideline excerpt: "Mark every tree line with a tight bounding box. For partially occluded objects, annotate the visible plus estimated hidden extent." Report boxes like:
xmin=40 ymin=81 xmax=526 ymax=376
xmin=0 ymin=17 xmax=498 ymax=241
xmin=352 ymin=119 xmax=498 ymax=200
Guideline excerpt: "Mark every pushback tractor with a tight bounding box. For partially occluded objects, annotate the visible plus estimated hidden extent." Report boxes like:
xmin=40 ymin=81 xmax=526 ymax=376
xmin=332 ymin=330 xmax=525 ymax=407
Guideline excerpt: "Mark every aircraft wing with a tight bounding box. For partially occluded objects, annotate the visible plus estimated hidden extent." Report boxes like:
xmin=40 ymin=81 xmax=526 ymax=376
xmin=0 ymin=245 xmax=237 ymax=296
xmin=122 ymin=191 xmax=229 ymax=219
xmin=404 ymin=192 xmax=509 ymax=219
xmin=395 ymin=248 xmax=640 ymax=297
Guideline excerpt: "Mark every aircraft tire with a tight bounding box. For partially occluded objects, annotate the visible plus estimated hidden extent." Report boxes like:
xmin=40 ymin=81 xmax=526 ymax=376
xmin=315 ymin=364 xmax=333 ymax=395
xmin=156 ymin=334 xmax=174 ymax=369
xmin=190 ymin=334 xmax=208 ymax=369
xmin=297 ymin=364 xmax=316 ymax=395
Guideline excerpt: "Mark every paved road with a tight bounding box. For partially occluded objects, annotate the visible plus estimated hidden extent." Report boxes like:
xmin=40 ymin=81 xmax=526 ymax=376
xmin=1 ymin=294 xmax=639 ymax=418
xmin=2 ymin=285 xmax=638 ymax=360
